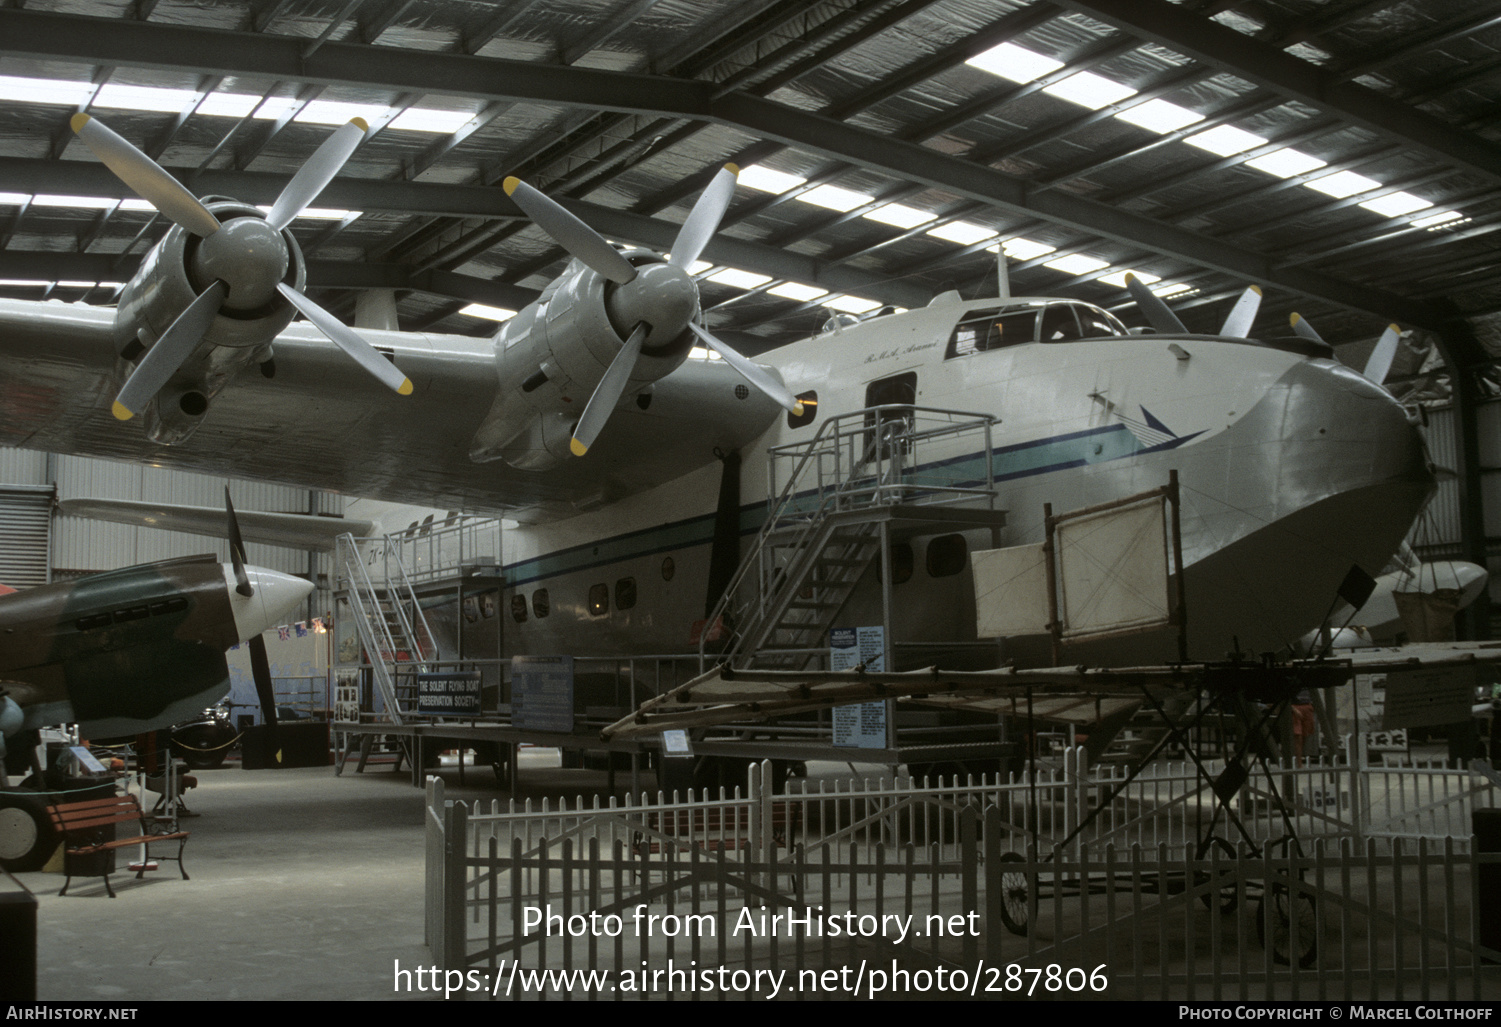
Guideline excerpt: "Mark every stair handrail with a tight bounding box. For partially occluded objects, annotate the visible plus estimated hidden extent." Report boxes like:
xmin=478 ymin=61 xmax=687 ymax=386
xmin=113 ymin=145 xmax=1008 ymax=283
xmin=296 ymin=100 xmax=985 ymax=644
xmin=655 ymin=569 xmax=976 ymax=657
xmin=335 ymin=533 xmax=406 ymax=725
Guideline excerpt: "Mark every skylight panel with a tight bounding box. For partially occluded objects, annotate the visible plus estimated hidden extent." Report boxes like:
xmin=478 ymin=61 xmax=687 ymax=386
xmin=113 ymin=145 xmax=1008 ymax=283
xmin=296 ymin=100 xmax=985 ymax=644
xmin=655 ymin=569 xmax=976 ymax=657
xmin=825 ymin=295 xmax=881 ymax=314
xmin=0 ymin=280 xmax=49 ymax=287
xmin=33 ymin=195 xmax=118 ymax=209
xmin=965 ymin=42 xmax=1064 ymax=84
xmin=196 ymin=93 xmax=263 ymax=118
xmin=685 ymin=260 xmax=714 ymax=275
xmin=1244 ymin=148 xmax=1327 ymax=178
xmin=295 ymin=100 xmax=389 ymax=126
xmin=707 ymin=268 xmax=772 ymax=290
xmin=1153 ymin=283 xmax=1195 ymax=298
xmin=1359 ymin=192 xmax=1432 ymax=218
xmin=1099 ymin=269 xmax=1160 ymax=288
xmin=0 ymin=193 xmax=28 ymax=205
xmin=1186 ymin=125 xmax=1266 ymax=156
xmin=1114 ymin=99 xmax=1203 ymax=134
xmin=1306 ymin=170 xmax=1379 ymax=199
xmin=389 ymin=108 xmax=475 ymax=134
xmin=254 ymin=205 xmax=360 ymax=221
xmin=1044 ymin=71 xmax=1137 ymax=110
xmin=768 ymin=282 xmax=829 ymax=302
xmin=119 ymin=199 xmax=156 ymax=212
xmin=927 ymin=221 xmax=998 ymax=245
xmin=1413 ymin=210 xmax=1464 ymax=228
xmin=989 ymin=237 xmax=1056 ymax=260
xmin=738 ymin=165 xmax=806 ymax=194
xmin=0 ymin=75 xmax=92 ymax=106
xmin=1045 ymin=254 xmax=1110 ymax=276
xmin=94 ymin=84 xmax=200 ymax=113
xmin=864 ymin=202 xmax=936 ymax=229
xmin=798 ymin=184 xmax=873 ymax=212
xmin=460 ymin=304 xmax=516 ymax=321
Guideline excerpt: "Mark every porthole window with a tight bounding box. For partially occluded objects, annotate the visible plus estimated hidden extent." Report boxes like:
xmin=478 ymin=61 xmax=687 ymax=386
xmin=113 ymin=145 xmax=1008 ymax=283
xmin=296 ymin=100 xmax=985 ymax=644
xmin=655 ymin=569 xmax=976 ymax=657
xmin=615 ymin=577 xmax=637 ymax=611
xmin=926 ymin=533 xmax=968 ymax=578
xmin=788 ymin=390 xmax=818 ymax=428
xmin=588 ymin=583 xmax=609 ymax=616
xmin=661 ymin=557 xmax=675 ymax=582
xmin=532 ymin=588 xmax=550 ymax=619
xmin=510 ymin=595 xmax=528 ymax=622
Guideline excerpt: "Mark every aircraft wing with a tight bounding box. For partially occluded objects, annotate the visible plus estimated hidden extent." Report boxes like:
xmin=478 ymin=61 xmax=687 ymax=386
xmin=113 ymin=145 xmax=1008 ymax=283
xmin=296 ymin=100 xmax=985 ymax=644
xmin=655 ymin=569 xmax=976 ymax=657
xmin=57 ymin=497 xmax=376 ymax=550
xmin=0 ymin=298 xmax=780 ymax=519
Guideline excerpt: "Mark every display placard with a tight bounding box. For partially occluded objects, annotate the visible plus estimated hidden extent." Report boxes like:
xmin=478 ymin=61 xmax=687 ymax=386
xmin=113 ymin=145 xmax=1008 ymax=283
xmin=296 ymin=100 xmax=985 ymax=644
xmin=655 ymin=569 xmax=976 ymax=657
xmin=1382 ymin=665 xmax=1476 ymax=729
xmin=416 ymin=672 xmax=482 ymax=717
xmin=512 ymin=655 xmax=575 ymax=733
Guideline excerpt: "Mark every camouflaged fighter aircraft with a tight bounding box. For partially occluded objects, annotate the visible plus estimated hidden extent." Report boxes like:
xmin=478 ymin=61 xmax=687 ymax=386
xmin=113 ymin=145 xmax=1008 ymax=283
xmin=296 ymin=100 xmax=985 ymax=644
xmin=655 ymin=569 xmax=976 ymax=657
xmin=0 ymin=493 xmax=311 ymax=870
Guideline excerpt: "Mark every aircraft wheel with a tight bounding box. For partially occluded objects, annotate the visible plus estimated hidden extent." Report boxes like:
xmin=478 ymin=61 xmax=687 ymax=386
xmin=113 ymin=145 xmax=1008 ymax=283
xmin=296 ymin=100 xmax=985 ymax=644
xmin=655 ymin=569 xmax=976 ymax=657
xmin=1195 ymin=836 xmax=1239 ymax=912
xmin=1256 ymin=887 xmax=1317 ymax=967
xmin=0 ymin=791 xmax=56 ymax=872
xmin=996 ymin=851 xmax=1035 ymax=937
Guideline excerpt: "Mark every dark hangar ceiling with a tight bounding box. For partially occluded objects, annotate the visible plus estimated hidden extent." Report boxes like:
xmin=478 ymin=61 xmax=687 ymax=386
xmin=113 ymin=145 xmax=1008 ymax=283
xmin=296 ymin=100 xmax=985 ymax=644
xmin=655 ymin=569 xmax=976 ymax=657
xmin=0 ymin=0 xmax=1499 ymax=355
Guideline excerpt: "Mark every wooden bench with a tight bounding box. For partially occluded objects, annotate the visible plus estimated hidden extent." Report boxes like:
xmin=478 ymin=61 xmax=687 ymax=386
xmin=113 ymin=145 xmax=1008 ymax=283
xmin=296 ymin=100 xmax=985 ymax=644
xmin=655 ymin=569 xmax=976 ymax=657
xmin=46 ymin=795 xmax=190 ymax=897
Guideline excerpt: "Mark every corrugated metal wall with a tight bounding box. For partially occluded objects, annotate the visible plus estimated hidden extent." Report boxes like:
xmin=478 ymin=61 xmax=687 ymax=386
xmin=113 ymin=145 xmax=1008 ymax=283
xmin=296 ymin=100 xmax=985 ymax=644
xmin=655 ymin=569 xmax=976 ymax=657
xmin=1416 ymin=402 xmax=1501 ymax=553
xmin=1 ymin=446 xmax=336 ymax=620
xmin=0 ymin=484 xmax=54 ymax=587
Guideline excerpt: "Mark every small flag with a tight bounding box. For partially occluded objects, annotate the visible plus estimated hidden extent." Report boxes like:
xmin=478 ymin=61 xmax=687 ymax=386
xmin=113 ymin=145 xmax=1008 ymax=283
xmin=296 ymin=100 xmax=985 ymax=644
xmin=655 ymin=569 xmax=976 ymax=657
xmin=295 ymin=622 xmax=308 ymax=637
xmin=278 ymin=626 xmax=290 ymax=641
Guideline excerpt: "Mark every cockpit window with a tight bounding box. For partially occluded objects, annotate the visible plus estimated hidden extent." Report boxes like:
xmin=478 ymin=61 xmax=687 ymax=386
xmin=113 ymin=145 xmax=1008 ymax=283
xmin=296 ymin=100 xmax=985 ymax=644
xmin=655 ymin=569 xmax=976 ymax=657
xmin=1041 ymin=303 xmax=1127 ymax=342
xmin=946 ymin=307 xmax=1040 ymax=358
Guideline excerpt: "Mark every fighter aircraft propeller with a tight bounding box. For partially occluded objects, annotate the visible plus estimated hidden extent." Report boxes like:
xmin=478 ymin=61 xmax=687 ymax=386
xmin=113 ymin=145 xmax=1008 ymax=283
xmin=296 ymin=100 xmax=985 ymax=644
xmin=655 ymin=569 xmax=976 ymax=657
xmin=502 ymin=164 xmax=803 ymax=456
xmin=69 ymin=114 xmax=412 ymax=421
xmin=224 ymin=488 xmax=281 ymax=762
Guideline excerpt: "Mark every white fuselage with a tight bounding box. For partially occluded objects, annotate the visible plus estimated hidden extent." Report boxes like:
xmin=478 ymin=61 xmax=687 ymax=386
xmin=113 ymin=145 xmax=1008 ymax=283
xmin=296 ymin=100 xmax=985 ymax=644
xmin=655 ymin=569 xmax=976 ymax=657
xmin=496 ymin=296 xmax=1433 ymax=666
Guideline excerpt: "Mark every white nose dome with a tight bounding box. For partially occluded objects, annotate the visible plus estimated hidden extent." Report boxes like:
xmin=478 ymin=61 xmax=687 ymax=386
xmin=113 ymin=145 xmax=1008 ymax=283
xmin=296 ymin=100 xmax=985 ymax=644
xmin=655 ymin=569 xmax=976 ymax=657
xmin=224 ymin=565 xmax=315 ymax=640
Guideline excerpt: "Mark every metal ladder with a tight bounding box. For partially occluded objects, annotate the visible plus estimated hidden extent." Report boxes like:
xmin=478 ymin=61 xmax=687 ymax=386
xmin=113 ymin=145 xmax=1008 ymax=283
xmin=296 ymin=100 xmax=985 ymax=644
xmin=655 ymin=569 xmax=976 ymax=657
xmin=701 ymin=406 xmax=1000 ymax=674
xmin=334 ymin=533 xmax=441 ymax=724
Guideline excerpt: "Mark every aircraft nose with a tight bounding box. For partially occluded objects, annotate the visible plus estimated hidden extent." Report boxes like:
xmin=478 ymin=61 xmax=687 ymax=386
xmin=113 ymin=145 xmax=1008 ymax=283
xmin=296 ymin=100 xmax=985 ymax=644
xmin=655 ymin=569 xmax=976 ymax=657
xmin=225 ymin=564 xmax=315 ymax=641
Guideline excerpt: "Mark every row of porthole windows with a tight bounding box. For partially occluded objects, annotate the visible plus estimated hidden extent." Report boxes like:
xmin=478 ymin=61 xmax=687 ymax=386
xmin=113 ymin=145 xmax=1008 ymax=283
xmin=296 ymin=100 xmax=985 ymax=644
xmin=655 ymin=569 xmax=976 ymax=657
xmin=506 ymin=536 xmax=968 ymax=624
xmin=510 ymin=577 xmax=640 ymax=623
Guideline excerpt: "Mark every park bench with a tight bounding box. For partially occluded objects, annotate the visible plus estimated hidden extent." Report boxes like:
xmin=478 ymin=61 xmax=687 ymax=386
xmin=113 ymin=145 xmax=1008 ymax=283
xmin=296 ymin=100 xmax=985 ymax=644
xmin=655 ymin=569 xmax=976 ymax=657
xmin=47 ymin=794 xmax=190 ymax=897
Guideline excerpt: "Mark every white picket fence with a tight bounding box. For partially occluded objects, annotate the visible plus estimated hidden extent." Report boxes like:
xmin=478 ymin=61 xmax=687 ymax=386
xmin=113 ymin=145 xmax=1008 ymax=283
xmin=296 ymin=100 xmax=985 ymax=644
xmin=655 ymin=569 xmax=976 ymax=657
xmin=423 ymin=753 xmax=1501 ymax=999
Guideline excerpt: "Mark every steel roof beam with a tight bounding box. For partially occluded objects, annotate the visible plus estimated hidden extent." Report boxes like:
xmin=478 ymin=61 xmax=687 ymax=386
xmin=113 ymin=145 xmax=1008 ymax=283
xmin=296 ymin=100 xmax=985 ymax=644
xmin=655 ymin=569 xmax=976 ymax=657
xmin=1048 ymin=0 xmax=1501 ymax=188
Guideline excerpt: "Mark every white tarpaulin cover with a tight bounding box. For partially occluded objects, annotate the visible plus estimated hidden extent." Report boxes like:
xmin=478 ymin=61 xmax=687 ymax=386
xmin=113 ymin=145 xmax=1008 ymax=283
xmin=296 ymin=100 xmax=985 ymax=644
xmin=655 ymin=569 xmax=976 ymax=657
xmin=1057 ymin=498 xmax=1171 ymax=639
xmin=972 ymin=541 xmax=1050 ymax=637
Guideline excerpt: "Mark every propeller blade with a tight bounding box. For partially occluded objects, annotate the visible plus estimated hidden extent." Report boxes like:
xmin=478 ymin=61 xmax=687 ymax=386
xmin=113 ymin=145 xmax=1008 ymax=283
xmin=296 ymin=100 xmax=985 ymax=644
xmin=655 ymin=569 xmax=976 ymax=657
xmin=670 ymin=164 xmax=739 ymax=271
xmin=1363 ymin=324 xmax=1401 ymax=385
xmin=503 ymin=177 xmax=638 ymax=285
xmin=248 ymin=634 xmax=281 ymax=764
xmin=571 ymin=324 xmax=648 ymax=457
xmin=113 ymin=280 xmax=228 ymax=420
xmin=1219 ymin=285 xmax=1262 ymax=338
xmin=1289 ymin=312 xmax=1326 ymax=344
xmin=264 ymin=118 xmax=368 ymax=232
xmin=276 ymin=283 xmax=413 ymax=395
xmin=688 ymin=323 xmax=803 ymax=416
xmin=224 ymin=487 xmax=253 ymax=597
xmin=71 ymin=114 xmax=221 ymax=238
xmin=1124 ymin=273 xmax=1187 ymax=334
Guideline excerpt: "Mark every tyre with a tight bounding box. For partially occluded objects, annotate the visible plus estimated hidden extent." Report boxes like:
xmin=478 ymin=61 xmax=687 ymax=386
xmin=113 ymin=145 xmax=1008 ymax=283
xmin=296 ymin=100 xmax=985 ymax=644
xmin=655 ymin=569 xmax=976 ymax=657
xmin=1195 ymin=836 xmax=1239 ymax=913
xmin=0 ymin=790 xmax=56 ymax=872
xmin=1256 ymin=888 xmax=1317 ymax=967
xmin=996 ymin=851 xmax=1035 ymax=937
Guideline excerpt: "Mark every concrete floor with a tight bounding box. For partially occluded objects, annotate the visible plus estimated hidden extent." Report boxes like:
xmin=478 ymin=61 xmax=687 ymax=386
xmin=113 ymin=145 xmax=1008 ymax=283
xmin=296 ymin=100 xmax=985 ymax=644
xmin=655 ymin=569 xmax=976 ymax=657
xmin=15 ymin=750 xmax=608 ymax=1002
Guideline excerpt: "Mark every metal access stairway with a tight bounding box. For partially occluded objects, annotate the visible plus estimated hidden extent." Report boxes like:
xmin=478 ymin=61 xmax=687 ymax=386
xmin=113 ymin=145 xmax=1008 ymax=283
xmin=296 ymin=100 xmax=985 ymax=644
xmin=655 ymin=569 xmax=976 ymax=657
xmin=334 ymin=532 xmax=441 ymax=724
xmin=701 ymin=405 xmax=1007 ymax=674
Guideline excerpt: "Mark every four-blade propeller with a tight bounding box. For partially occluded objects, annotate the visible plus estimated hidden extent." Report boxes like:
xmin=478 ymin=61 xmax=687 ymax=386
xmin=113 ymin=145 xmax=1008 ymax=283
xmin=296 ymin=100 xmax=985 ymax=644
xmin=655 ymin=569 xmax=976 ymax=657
xmin=71 ymin=115 xmax=411 ymax=419
xmin=224 ymin=488 xmax=280 ymax=763
xmin=505 ymin=163 xmax=801 ymax=456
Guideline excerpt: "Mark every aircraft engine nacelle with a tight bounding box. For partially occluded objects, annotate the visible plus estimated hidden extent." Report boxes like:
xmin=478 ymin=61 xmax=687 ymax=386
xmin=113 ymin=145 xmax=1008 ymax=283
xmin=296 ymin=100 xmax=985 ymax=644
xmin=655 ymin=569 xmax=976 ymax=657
xmin=469 ymin=252 xmax=698 ymax=469
xmin=112 ymin=200 xmax=307 ymax=444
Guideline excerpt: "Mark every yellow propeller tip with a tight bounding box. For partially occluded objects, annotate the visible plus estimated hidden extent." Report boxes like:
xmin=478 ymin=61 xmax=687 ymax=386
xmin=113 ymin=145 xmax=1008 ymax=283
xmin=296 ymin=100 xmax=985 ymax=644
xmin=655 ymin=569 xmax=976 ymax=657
xmin=350 ymin=117 xmax=369 ymax=132
xmin=792 ymin=401 xmax=805 ymax=416
xmin=1389 ymin=323 xmax=1401 ymax=332
xmin=1250 ymin=285 xmax=1263 ymax=295
xmin=570 ymin=439 xmax=588 ymax=457
xmin=503 ymin=176 xmax=520 ymax=196
xmin=111 ymin=401 xmax=135 ymax=421
xmin=70 ymin=113 xmax=91 ymax=133
xmin=398 ymin=379 xmax=414 ymax=396
xmin=1290 ymin=312 xmax=1302 ymax=325
xmin=724 ymin=162 xmax=740 ymax=175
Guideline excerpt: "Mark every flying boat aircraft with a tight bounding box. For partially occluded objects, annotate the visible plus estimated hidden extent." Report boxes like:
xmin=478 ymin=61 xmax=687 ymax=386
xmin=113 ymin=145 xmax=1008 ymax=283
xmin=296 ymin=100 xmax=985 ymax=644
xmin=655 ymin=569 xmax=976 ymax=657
xmin=0 ymin=115 xmax=1440 ymax=679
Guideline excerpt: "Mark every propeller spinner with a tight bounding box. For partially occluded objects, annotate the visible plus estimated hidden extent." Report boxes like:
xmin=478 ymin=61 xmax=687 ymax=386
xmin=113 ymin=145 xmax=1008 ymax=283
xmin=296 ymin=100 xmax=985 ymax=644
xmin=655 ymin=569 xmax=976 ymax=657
xmin=503 ymin=163 xmax=803 ymax=455
xmin=70 ymin=114 xmax=411 ymax=419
